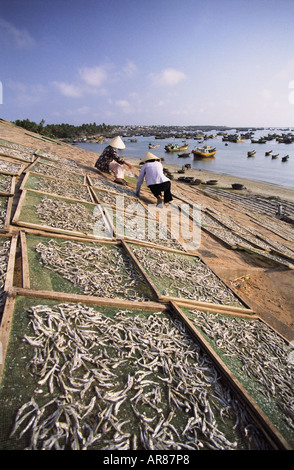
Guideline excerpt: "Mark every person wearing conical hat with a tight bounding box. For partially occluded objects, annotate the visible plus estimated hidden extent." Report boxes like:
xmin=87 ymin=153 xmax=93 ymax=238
xmin=94 ymin=136 xmax=132 ymax=184
xmin=135 ymin=152 xmax=173 ymax=207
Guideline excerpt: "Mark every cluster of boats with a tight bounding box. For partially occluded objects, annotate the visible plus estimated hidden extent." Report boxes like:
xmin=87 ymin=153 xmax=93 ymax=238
xmin=248 ymin=149 xmax=290 ymax=161
xmin=163 ymin=142 xmax=217 ymax=159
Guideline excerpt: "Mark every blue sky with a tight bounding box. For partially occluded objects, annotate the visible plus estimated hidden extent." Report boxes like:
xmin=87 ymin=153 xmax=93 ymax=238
xmin=1 ymin=0 xmax=294 ymax=127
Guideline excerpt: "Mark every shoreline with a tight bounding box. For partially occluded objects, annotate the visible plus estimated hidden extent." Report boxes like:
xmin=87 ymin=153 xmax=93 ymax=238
xmin=126 ymin=156 xmax=294 ymax=202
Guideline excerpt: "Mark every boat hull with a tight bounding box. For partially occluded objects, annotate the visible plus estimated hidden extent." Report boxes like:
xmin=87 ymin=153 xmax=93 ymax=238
xmin=165 ymin=145 xmax=189 ymax=152
xmin=192 ymin=150 xmax=217 ymax=158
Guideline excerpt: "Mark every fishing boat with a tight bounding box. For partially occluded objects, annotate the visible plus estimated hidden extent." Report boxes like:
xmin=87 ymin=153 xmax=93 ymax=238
xmin=265 ymin=150 xmax=272 ymax=156
xmin=247 ymin=150 xmax=256 ymax=157
xmin=165 ymin=143 xmax=189 ymax=152
xmin=149 ymin=143 xmax=160 ymax=149
xmin=282 ymin=155 xmax=289 ymax=162
xmin=177 ymin=152 xmax=190 ymax=158
xmin=251 ymin=138 xmax=266 ymax=144
xmin=272 ymin=154 xmax=279 ymax=159
xmin=192 ymin=145 xmax=217 ymax=158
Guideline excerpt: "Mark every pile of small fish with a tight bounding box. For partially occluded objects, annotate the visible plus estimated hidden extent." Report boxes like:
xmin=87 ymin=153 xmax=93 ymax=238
xmin=189 ymin=310 xmax=294 ymax=435
xmin=0 ymin=139 xmax=35 ymax=154
xmin=207 ymin=208 xmax=294 ymax=259
xmin=37 ymin=151 xmax=80 ymax=169
xmin=94 ymin=189 xmax=145 ymax=214
xmin=38 ymin=157 xmax=83 ymax=175
xmin=0 ymin=238 xmax=10 ymax=316
xmin=0 ymin=145 xmax=34 ymax=162
xmin=131 ymin=245 xmax=243 ymax=306
xmin=9 ymin=303 xmax=271 ymax=450
xmin=107 ymin=209 xmax=185 ymax=251
xmin=202 ymin=211 xmax=294 ymax=267
xmin=0 ymin=198 xmax=7 ymax=229
xmin=32 ymin=163 xmax=83 ymax=184
xmin=251 ymin=213 xmax=294 ymax=244
xmin=29 ymin=175 xmax=92 ymax=203
xmin=35 ymin=239 xmax=151 ymax=301
xmin=35 ymin=197 xmax=101 ymax=234
xmin=0 ymin=159 xmax=23 ymax=175
xmin=0 ymin=174 xmax=13 ymax=194
xmin=91 ymin=177 xmax=136 ymax=197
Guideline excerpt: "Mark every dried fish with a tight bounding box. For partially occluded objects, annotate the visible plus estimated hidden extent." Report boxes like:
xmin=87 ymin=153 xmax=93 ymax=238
xmin=131 ymin=245 xmax=244 ymax=306
xmin=35 ymin=197 xmax=102 ymax=234
xmin=27 ymin=174 xmax=92 ymax=202
xmin=9 ymin=303 xmax=271 ymax=450
xmin=35 ymin=238 xmax=151 ymax=301
xmin=32 ymin=162 xmax=83 ymax=184
xmin=0 ymin=145 xmax=34 ymax=162
xmin=189 ymin=309 xmax=294 ymax=434
xmin=0 ymin=159 xmax=23 ymax=175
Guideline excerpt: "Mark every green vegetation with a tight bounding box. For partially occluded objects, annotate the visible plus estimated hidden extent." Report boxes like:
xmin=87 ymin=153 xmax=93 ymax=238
xmin=13 ymin=118 xmax=114 ymax=140
xmin=267 ymin=195 xmax=282 ymax=201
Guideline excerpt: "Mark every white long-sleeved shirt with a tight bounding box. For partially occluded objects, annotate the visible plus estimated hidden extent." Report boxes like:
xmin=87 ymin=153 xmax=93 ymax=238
xmin=136 ymin=161 xmax=169 ymax=194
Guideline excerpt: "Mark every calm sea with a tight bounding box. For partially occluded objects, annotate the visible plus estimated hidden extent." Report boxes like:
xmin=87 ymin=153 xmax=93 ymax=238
xmin=78 ymin=129 xmax=294 ymax=190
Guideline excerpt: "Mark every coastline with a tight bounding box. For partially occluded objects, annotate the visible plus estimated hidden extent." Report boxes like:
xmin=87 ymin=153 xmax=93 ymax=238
xmin=126 ymin=156 xmax=294 ymax=202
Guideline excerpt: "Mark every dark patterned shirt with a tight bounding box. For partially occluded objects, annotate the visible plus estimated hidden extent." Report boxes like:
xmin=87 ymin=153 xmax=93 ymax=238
xmin=95 ymin=146 xmax=124 ymax=173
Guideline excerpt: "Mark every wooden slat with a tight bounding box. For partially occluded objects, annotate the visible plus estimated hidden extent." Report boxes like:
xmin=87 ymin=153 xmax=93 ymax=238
xmin=12 ymin=190 xmax=113 ymax=240
xmin=20 ymin=171 xmax=95 ymax=204
xmin=168 ymin=297 xmax=256 ymax=317
xmin=3 ymin=233 xmax=18 ymax=290
xmin=9 ymin=287 xmax=164 ymax=311
xmin=20 ymin=231 xmax=30 ymax=289
xmin=0 ymin=196 xmax=13 ymax=233
xmin=0 ymin=292 xmax=16 ymax=384
xmin=120 ymin=240 xmax=162 ymax=301
xmin=169 ymin=301 xmax=292 ymax=450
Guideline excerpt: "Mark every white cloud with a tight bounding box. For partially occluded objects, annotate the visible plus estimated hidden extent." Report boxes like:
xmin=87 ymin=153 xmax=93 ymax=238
xmin=52 ymin=81 xmax=82 ymax=98
xmin=78 ymin=65 xmax=108 ymax=87
xmin=260 ymin=89 xmax=273 ymax=101
xmin=0 ymin=17 xmax=35 ymax=48
xmin=149 ymin=68 xmax=187 ymax=86
xmin=116 ymin=99 xmax=133 ymax=114
xmin=8 ymin=80 xmax=46 ymax=105
xmin=121 ymin=61 xmax=137 ymax=78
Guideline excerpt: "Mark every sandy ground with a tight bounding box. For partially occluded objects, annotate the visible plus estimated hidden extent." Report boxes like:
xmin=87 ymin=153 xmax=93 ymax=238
xmin=1 ymin=120 xmax=294 ymax=341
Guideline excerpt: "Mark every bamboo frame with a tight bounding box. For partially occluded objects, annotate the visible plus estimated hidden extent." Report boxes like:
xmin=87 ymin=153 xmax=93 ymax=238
xmin=167 ymin=298 xmax=255 ymax=316
xmin=103 ymin=206 xmax=186 ymax=253
xmin=0 ymin=149 xmax=35 ymax=164
xmin=205 ymin=208 xmax=294 ymax=259
xmin=24 ymin=159 xmax=86 ymax=185
xmin=0 ymin=288 xmax=290 ymax=449
xmin=89 ymin=186 xmax=148 ymax=215
xmin=12 ymin=189 xmax=113 ymax=240
xmin=176 ymin=200 xmax=294 ymax=268
xmin=36 ymin=155 xmax=84 ymax=176
xmin=123 ymin=240 xmax=251 ymax=310
xmin=0 ymin=195 xmax=14 ymax=233
xmin=236 ymin=244 xmax=294 ymax=269
xmin=19 ymin=231 xmax=156 ymax=302
xmin=169 ymin=301 xmax=292 ymax=450
xmin=0 ymin=140 xmax=36 ymax=156
xmin=0 ymin=288 xmax=165 ymax=385
xmin=2 ymin=233 xmax=18 ymax=291
xmin=20 ymin=172 xmax=95 ymax=204
xmin=0 ymin=175 xmax=16 ymax=197
xmin=0 ymin=157 xmax=26 ymax=176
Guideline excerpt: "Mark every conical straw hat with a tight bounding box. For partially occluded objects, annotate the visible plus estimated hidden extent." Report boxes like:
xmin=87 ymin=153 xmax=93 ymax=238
xmin=108 ymin=136 xmax=126 ymax=150
xmin=140 ymin=152 xmax=161 ymax=163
